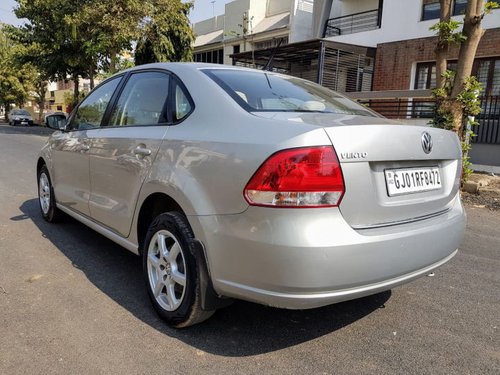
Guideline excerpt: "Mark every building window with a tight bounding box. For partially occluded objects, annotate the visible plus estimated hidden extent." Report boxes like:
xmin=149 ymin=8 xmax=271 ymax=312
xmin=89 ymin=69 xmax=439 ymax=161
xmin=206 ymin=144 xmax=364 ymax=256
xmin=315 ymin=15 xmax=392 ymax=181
xmin=453 ymin=0 xmax=467 ymax=16
xmin=493 ymin=60 xmax=500 ymax=96
xmin=414 ymin=62 xmax=436 ymax=89
xmin=233 ymin=45 xmax=240 ymax=54
xmin=414 ymin=61 xmax=457 ymax=89
xmin=422 ymin=0 xmax=469 ymax=21
xmin=474 ymin=58 xmax=500 ymax=96
xmin=414 ymin=59 xmax=499 ymax=95
xmin=422 ymin=1 xmax=441 ymax=21
xmin=193 ymin=48 xmax=224 ymax=64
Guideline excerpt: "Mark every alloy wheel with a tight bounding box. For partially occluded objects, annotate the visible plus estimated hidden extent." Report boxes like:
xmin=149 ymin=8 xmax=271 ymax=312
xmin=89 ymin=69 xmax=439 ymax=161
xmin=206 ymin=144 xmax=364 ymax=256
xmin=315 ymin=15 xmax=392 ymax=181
xmin=39 ymin=172 xmax=51 ymax=215
xmin=147 ymin=230 xmax=187 ymax=311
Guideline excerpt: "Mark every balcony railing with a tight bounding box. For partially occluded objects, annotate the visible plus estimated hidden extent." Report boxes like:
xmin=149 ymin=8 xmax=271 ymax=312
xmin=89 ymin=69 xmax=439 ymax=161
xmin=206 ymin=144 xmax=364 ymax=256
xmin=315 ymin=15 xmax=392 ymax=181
xmin=348 ymin=91 xmax=500 ymax=145
xmin=324 ymin=9 xmax=381 ymax=37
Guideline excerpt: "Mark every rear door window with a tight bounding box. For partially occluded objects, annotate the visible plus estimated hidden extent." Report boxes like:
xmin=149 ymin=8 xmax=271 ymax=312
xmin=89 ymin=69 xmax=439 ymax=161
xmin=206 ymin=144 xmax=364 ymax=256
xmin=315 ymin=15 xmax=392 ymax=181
xmin=109 ymin=71 xmax=170 ymax=127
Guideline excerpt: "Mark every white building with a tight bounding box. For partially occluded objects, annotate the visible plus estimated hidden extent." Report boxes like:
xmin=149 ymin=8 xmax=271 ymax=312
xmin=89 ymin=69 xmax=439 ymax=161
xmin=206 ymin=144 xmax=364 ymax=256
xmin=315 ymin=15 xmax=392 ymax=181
xmin=323 ymin=0 xmax=500 ymax=47
xmin=320 ymin=0 xmax=500 ymax=94
xmin=193 ymin=0 xmax=316 ymax=65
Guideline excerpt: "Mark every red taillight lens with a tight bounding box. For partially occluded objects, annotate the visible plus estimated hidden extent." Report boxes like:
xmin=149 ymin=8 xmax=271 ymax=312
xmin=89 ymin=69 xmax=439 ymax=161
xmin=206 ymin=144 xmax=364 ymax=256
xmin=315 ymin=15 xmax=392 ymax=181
xmin=244 ymin=146 xmax=345 ymax=208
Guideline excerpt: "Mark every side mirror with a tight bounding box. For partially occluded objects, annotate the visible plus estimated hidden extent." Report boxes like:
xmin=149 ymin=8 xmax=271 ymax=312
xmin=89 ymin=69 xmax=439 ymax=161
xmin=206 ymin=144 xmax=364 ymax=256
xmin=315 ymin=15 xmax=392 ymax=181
xmin=45 ymin=115 xmax=68 ymax=130
xmin=56 ymin=118 xmax=68 ymax=130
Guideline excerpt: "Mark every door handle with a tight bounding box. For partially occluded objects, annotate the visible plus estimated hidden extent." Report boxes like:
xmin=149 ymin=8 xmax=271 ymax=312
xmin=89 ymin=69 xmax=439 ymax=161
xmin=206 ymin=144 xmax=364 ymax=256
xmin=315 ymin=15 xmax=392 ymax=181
xmin=134 ymin=146 xmax=152 ymax=156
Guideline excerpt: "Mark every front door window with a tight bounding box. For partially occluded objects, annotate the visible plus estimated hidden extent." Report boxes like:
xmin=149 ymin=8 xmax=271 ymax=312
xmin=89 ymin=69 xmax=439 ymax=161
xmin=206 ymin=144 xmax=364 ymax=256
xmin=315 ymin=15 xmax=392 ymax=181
xmin=69 ymin=77 xmax=121 ymax=131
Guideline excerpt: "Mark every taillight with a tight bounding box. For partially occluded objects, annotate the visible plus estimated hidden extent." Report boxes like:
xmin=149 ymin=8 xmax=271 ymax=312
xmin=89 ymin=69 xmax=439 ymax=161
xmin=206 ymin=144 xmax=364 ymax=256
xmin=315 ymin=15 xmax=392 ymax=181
xmin=244 ymin=146 xmax=345 ymax=208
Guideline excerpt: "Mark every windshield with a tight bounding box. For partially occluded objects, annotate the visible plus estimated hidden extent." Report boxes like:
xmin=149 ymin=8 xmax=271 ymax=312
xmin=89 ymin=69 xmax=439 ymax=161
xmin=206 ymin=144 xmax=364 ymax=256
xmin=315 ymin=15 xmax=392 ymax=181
xmin=204 ymin=69 xmax=376 ymax=117
xmin=12 ymin=110 xmax=30 ymax=116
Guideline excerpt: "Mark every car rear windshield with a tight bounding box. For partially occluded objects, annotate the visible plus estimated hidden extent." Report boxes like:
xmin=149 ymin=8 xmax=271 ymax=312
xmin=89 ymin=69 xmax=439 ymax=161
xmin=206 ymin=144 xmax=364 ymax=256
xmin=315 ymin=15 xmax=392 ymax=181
xmin=203 ymin=69 xmax=377 ymax=117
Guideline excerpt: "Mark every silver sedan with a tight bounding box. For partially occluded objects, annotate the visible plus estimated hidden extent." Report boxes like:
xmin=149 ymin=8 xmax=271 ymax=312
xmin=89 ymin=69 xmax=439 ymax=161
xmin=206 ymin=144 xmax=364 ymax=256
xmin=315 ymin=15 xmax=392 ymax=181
xmin=37 ymin=63 xmax=465 ymax=327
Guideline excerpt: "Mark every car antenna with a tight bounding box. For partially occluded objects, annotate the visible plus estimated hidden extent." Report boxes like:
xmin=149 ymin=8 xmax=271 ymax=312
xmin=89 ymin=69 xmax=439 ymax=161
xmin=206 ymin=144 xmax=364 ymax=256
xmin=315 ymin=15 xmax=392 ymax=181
xmin=262 ymin=37 xmax=285 ymax=71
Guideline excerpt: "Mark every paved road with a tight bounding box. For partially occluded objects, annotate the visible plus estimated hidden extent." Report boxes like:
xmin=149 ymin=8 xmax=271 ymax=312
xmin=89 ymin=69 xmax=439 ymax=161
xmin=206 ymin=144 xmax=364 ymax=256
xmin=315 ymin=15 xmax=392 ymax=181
xmin=0 ymin=123 xmax=498 ymax=374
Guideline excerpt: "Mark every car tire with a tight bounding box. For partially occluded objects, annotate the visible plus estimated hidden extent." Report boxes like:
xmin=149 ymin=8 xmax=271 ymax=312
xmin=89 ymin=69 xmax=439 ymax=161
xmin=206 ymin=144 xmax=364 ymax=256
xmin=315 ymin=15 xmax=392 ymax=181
xmin=37 ymin=165 xmax=62 ymax=222
xmin=143 ymin=212 xmax=215 ymax=328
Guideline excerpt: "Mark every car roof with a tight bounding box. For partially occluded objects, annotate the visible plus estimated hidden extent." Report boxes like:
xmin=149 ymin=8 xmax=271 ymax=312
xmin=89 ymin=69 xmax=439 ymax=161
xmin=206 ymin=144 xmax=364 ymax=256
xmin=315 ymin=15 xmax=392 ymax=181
xmin=117 ymin=62 xmax=267 ymax=77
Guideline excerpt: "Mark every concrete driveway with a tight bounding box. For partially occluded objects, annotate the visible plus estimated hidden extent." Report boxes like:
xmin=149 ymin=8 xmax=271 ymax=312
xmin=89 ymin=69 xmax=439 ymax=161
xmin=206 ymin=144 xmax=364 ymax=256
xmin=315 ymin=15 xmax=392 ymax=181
xmin=0 ymin=123 xmax=498 ymax=374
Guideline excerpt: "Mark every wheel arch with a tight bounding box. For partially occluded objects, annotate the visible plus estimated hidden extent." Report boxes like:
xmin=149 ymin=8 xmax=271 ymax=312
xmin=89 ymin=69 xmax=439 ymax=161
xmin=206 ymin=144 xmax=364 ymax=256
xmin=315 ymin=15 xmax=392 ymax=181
xmin=136 ymin=192 xmax=232 ymax=311
xmin=36 ymin=157 xmax=47 ymax=175
xmin=136 ymin=192 xmax=184 ymax=253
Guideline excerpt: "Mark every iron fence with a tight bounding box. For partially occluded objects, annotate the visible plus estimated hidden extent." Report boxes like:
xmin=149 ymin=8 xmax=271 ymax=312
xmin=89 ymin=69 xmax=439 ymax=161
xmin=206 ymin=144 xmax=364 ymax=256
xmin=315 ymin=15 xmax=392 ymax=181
xmin=475 ymin=96 xmax=500 ymax=144
xmin=231 ymin=40 xmax=375 ymax=94
xmin=324 ymin=9 xmax=381 ymax=37
xmin=357 ymin=96 xmax=500 ymax=144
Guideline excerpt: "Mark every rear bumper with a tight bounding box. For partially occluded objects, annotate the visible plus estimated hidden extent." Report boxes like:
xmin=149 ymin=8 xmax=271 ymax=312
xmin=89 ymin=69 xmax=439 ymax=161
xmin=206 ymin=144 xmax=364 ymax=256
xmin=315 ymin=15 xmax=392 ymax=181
xmin=212 ymin=250 xmax=457 ymax=309
xmin=191 ymin=194 xmax=465 ymax=309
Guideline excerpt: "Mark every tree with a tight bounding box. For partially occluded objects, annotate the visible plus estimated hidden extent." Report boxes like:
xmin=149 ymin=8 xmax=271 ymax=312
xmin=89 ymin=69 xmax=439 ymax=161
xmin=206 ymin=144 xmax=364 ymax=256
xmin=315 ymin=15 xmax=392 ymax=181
xmin=135 ymin=0 xmax=194 ymax=65
xmin=32 ymin=74 xmax=48 ymax=123
xmin=70 ymin=0 xmax=145 ymax=75
xmin=75 ymin=0 xmax=194 ymax=72
xmin=11 ymin=0 xmax=91 ymax=106
xmin=9 ymin=0 xmax=195 ymax=108
xmin=0 ymin=23 xmax=36 ymax=120
xmin=431 ymin=0 xmax=499 ymax=181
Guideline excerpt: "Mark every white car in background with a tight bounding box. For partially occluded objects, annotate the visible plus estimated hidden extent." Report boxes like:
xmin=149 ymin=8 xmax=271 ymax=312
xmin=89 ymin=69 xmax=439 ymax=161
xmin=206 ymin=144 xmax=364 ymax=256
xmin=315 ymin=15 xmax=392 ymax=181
xmin=9 ymin=109 xmax=34 ymax=126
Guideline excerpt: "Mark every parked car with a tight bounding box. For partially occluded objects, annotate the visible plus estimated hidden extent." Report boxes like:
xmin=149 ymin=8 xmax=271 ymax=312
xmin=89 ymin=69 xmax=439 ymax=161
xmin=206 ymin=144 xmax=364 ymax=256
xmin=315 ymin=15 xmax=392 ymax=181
xmin=9 ymin=109 xmax=34 ymax=126
xmin=37 ymin=63 xmax=466 ymax=327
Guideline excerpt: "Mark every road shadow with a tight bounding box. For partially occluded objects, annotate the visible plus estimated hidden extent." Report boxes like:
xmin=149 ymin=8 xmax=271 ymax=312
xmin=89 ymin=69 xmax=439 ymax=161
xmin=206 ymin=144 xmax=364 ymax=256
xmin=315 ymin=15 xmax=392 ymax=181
xmin=0 ymin=123 xmax=54 ymax=137
xmin=18 ymin=198 xmax=390 ymax=357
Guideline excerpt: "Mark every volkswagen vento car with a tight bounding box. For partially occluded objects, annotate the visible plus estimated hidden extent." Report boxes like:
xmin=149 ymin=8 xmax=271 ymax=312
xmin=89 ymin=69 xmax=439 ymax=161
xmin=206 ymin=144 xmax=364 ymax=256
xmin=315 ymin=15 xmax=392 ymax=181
xmin=37 ymin=63 xmax=466 ymax=327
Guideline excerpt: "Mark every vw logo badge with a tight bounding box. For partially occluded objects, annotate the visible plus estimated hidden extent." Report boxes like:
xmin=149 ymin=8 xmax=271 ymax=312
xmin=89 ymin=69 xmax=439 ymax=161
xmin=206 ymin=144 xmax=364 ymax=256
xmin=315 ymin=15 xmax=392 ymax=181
xmin=421 ymin=132 xmax=433 ymax=154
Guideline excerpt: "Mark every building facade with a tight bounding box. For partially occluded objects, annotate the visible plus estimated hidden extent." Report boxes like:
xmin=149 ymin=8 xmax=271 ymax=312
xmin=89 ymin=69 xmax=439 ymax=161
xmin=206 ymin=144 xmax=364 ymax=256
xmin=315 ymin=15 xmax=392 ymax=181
xmin=322 ymin=0 xmax=500 ymax=96
xmin=195 ymin=0 xmax=500 ymax=96
xmin=193 ymin=0 xmax=376 ymax=93
xmin=193 ymin=0 xmax=302 ymax=65
xmin=45 ymin=78 xmax=96 ymax=114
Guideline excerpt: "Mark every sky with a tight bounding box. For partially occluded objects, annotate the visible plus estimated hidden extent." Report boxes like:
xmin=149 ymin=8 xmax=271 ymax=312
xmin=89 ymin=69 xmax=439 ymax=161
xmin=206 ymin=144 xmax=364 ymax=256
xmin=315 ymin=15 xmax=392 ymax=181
xmin=0 ymin=0 xmax=20 ymax=26
xmin=190 ymin=0 xmax=233 ymax=23
xmin=0 ymin=0 xmax=233 ymax=26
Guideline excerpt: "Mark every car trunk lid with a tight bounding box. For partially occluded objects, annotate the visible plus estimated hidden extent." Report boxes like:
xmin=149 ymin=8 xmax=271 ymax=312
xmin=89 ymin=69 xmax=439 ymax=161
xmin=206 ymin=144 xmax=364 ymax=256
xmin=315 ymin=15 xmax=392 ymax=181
xmin=324 ymin=122 xmax=461 ymax=228
xmin=253 ymin=112 xmax=462 ymax=228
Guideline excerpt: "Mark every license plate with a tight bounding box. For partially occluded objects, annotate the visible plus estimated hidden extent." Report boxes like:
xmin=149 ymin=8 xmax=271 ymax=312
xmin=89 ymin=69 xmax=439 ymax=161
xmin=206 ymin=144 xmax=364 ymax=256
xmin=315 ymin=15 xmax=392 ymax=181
xmin=384 ymin=167 xmax=442 ymax=196
xmin=21 ymin=121 xmax=27 ymax=125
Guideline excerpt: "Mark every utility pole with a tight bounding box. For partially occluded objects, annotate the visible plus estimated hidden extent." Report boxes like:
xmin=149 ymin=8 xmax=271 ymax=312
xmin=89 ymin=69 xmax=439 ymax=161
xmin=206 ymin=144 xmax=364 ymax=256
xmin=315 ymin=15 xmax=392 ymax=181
xmin=211 ymin=1 xmax=216 ymax=17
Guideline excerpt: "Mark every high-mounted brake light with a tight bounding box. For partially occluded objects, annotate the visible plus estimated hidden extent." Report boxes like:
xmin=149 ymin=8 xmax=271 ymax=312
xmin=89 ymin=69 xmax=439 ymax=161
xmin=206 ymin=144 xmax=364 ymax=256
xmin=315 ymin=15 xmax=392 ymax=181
xmin=244 ymin=146 xmax=345 ymax=208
